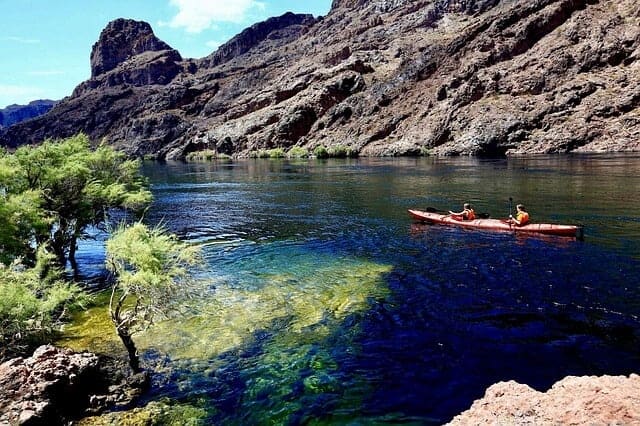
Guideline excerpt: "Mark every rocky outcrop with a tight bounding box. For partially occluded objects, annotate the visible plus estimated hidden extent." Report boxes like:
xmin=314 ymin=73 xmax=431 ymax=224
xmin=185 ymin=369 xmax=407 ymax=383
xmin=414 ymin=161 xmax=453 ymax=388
xmin=1 ymin=0 xmax=639 ymax=157
xmin=0 ymin=345 xmax=147 ymax=425
xmin=200 ymin=12 xmax=317 ymax=68
xmin=0 ymin=100 xmax=56 ymax=129
xmin=89 ymin=19 xmax=177 ymax=77
xmin=73 ymin=19 xmax=185 ymax=97
xmin=447 ymin=374 xmax=640 ymax=425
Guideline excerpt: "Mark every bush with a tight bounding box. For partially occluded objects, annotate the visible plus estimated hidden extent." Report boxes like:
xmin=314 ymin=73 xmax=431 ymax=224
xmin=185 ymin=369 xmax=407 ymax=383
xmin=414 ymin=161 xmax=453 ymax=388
xmin=420 ymin=147 xmax=433 ymax=156
xmin=106 ymin=222 xmax=202 ymax=372
xmin=249 ymin=149 xmax=286 ymax=159
xmin=313 ymin=145 xmax=358 ymax=158
xmin=0 ymin=251 xmax=87 ymax=359
xmin=287 ymin=147 xmax=309 ymax=158
xmin=185 ymin=150 xmax=216 ymax=162
xmin=327 ymin=145 xmax=358 ymax=158
xmin=313 ymin=146 xmax=329 ymax=159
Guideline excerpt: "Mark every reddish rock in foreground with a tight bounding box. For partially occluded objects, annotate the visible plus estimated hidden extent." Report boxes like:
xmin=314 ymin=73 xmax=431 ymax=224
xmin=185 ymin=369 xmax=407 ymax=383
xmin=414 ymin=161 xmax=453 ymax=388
xmin=0 ymin=345 xmax=147 ymax=425
xmin=448 ymin=374 xmax=640 ymax=425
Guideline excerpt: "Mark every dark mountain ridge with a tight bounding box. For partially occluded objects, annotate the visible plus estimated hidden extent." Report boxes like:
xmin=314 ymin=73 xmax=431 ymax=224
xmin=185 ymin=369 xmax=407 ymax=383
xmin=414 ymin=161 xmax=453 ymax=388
xmin=0 ymin=100 xmax=57 ymax=129
xmin=1 ymin=0 xmax=638 ymax=157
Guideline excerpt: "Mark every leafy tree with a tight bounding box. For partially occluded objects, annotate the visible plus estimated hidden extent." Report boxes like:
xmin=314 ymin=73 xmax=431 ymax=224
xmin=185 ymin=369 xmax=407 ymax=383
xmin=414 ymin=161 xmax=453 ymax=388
xmin=106 ymin=223 xmax=202 ymax=373
xmin=4 ymin=134 xmax=152 ymax=268
xmin=0 ymin=190 xmax=50 ymax=265
xmin=0 ymin=151 xmax=49 ymax=264
xmin=0 ymin=248 xmax=86 ymax=359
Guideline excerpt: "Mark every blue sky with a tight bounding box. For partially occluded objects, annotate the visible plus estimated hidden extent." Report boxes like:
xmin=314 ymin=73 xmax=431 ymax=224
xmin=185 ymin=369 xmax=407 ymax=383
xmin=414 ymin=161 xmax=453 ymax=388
xmin=0 ymin=0 xmax=332 ymax=108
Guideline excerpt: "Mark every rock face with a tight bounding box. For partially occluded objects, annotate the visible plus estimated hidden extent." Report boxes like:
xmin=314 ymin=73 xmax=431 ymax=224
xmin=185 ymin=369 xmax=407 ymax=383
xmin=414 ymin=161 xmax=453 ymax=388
xmin=0 ymin=100 xmax=56 ymax=129
xmin=447 ymin=374 xmax=640 ymax=425
xmin=0 ymin=345 xmax=147 ymax=425
xmin=89 ymin=18 xmax=177 ymax=77
xmin=200 ymin=12 xmax=317 ymax=68
xmin=1 ymin=1 xmax=639 ymax=157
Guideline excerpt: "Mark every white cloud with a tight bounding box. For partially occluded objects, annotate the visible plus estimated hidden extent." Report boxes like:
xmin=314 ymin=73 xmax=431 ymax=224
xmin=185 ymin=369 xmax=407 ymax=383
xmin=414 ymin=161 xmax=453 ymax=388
xmin=166 ymin=0 xmax=265 ymax=33
xmin=2 ymin=36 xmax=40 ymax=44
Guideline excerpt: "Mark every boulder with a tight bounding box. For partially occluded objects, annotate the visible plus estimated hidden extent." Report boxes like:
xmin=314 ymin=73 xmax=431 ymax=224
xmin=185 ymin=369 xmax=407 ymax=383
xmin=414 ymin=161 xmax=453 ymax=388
xmin=0 ymin=345 xmax=147 ymax=425
xmin=447 ymin=374 xmax=640 ymax=425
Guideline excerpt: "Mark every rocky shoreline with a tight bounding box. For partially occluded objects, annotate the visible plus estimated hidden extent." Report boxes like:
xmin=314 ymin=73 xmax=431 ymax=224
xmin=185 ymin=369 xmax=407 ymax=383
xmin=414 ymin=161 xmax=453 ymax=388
xmin=0 ymin=346 xmax=147 ymax=425
xmin=1 ymin=345 xmax=638 ymax=424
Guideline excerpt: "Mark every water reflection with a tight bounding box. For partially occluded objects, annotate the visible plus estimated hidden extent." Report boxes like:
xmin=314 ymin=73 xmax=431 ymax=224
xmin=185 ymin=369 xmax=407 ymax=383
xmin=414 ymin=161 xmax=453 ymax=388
xmin=67 ymin=154 xmax=640 ymax=424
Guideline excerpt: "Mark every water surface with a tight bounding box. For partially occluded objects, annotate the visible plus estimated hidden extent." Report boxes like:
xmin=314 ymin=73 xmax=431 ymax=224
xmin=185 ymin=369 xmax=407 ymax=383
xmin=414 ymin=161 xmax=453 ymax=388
xmin=68 ymin=155 xmax=640 ymax=424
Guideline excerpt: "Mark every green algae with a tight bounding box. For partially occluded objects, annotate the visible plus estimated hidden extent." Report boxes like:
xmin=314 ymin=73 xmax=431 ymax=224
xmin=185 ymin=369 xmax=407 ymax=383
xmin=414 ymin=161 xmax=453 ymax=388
xmin=59 ymin=251 xmax=392 ymax=424
xmin=77 ymin=399 xmax=209 ymax=426
xmin=137 ymin=259 xmax=391 ymax=361
xmin=56 ymin=291 xmax=124 ymax=357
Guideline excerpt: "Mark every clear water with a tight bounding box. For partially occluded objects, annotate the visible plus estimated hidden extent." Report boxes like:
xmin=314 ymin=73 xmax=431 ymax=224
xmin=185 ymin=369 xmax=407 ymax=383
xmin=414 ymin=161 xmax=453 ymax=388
xmin=68 ymin=154 xmax=640 ymax=424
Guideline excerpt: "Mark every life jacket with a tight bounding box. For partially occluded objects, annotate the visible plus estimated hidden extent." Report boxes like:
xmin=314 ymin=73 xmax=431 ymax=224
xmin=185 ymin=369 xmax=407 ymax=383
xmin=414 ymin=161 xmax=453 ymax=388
xmin=516 ymin=211 xmax=530 ymax=225
xmin=464 ymin=208 xmax=476 ymax=220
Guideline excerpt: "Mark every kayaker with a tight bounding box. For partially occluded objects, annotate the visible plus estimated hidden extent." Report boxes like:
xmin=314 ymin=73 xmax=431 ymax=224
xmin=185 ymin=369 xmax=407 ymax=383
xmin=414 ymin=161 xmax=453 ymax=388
xmin=509 ymin=204 xmax=530 ymax=225
xmin=449 ymin=203 xmax=476 ymax=221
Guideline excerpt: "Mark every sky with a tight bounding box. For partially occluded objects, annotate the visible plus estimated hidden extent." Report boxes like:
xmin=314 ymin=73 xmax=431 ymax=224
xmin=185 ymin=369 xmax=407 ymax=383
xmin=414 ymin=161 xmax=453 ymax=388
xmin=0 ymin=0 xmax=332 ymax=109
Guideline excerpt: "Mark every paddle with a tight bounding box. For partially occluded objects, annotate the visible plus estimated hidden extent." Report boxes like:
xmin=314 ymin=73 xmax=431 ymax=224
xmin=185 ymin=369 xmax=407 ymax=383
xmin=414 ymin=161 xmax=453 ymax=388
xmin=426 ymin=207 xmax=490 ymax=219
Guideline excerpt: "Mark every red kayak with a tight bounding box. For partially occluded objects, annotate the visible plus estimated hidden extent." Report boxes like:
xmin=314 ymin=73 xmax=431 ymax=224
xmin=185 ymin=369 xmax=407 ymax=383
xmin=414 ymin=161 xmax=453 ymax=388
xmin=408 ymin=209 xmax=584 ymax=239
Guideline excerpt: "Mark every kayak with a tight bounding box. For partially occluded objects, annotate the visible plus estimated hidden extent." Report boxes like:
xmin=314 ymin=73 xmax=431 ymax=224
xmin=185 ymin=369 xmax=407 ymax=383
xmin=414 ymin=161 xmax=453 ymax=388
xmin=408 ymin=209 xmax=584 ymax=239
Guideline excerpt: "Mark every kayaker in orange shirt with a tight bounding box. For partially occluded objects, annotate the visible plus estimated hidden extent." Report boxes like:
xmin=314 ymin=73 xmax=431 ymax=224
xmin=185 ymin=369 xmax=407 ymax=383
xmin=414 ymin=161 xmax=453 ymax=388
xmin=509 ymin=204 xmax=530 ymax=225
xmin=449 ymin=203 xmax=476 ymax=221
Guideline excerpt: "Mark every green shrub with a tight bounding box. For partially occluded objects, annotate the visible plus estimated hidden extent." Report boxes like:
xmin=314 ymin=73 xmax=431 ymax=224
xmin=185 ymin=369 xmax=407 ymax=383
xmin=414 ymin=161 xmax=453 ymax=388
xmin=313 ymin=146 xmax=329 ymax=159
xmin=287 ymin=147 xmax=309 ymax=158
xmin=0 ymin=251 xmax=87 ymax=359
xmin=267 ymin=148 xmax=286 ymax=158
xmin=106 ymin=222 xmax=202 ymax=372
xmin=328 ymin=145 xmax=347 ymax=158
xmin=249 ymin=149 xmax=286 ymax=159
xmin=327 ymin=145 xmax=359 ymax=158
xmin=420 ymin=147 xmax=433 ymax=156
xmin=185 ymin=150 xmax=217 ymax=162
xmin=314 ymin=145 xmax=358 ymax=158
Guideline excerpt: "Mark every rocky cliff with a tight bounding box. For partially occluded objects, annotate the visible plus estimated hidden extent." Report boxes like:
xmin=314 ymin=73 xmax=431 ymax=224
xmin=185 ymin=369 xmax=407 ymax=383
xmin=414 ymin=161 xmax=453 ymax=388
xmin=0 ymin=100 xmax=56 ymax=129
xmin=1 ymin=0 xmax=639 ymax=157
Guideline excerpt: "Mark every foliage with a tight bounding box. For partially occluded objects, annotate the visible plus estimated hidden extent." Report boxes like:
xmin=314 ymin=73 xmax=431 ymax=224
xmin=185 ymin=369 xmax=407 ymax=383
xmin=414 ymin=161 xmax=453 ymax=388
xmin=0 ymin=188 xmax=50 ymax=264
xmin=185 ymin=150 xmax=231 ymax=162
xmin=313 ymin=145 xmax=329 ymax=159
xmin=76 ymin=399 xmax=209 ymax=425
xmin=249 ymin=148 xmax=287 ymax=159
xmin=420 ymin=147 xmax=433 ymax=156
xmin=287 ymin=146 xmax=309 ymax=158
xmin=0 ymin=249 xmax=87 ymax=359
xmin=0 ymin=134 xmax=152 ymax=266
xmin=312 ymin=145 xmax=358 ymax=158
xmin=106 ymin=222 xmax=202 ymax=372
xmin=327 ymin=144 xmax=358 ymax=158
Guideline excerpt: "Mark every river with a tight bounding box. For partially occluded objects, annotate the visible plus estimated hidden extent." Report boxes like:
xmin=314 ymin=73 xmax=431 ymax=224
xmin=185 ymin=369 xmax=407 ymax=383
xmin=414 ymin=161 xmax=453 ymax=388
xmin=65 ymin=154 xmax=640 ymax=424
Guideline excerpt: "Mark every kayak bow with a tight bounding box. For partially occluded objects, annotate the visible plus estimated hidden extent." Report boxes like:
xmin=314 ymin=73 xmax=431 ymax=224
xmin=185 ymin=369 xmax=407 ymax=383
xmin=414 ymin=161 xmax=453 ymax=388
xmin=408 ymin=209 xmax=584 ymax=239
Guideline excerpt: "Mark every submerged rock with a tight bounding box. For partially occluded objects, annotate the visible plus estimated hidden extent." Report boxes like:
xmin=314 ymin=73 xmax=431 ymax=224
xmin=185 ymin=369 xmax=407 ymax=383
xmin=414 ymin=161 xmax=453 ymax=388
xmin=447 ymin=374 xmax=640 ymax=425
xmin=0 ymin=345 xmax=148 ymax=425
